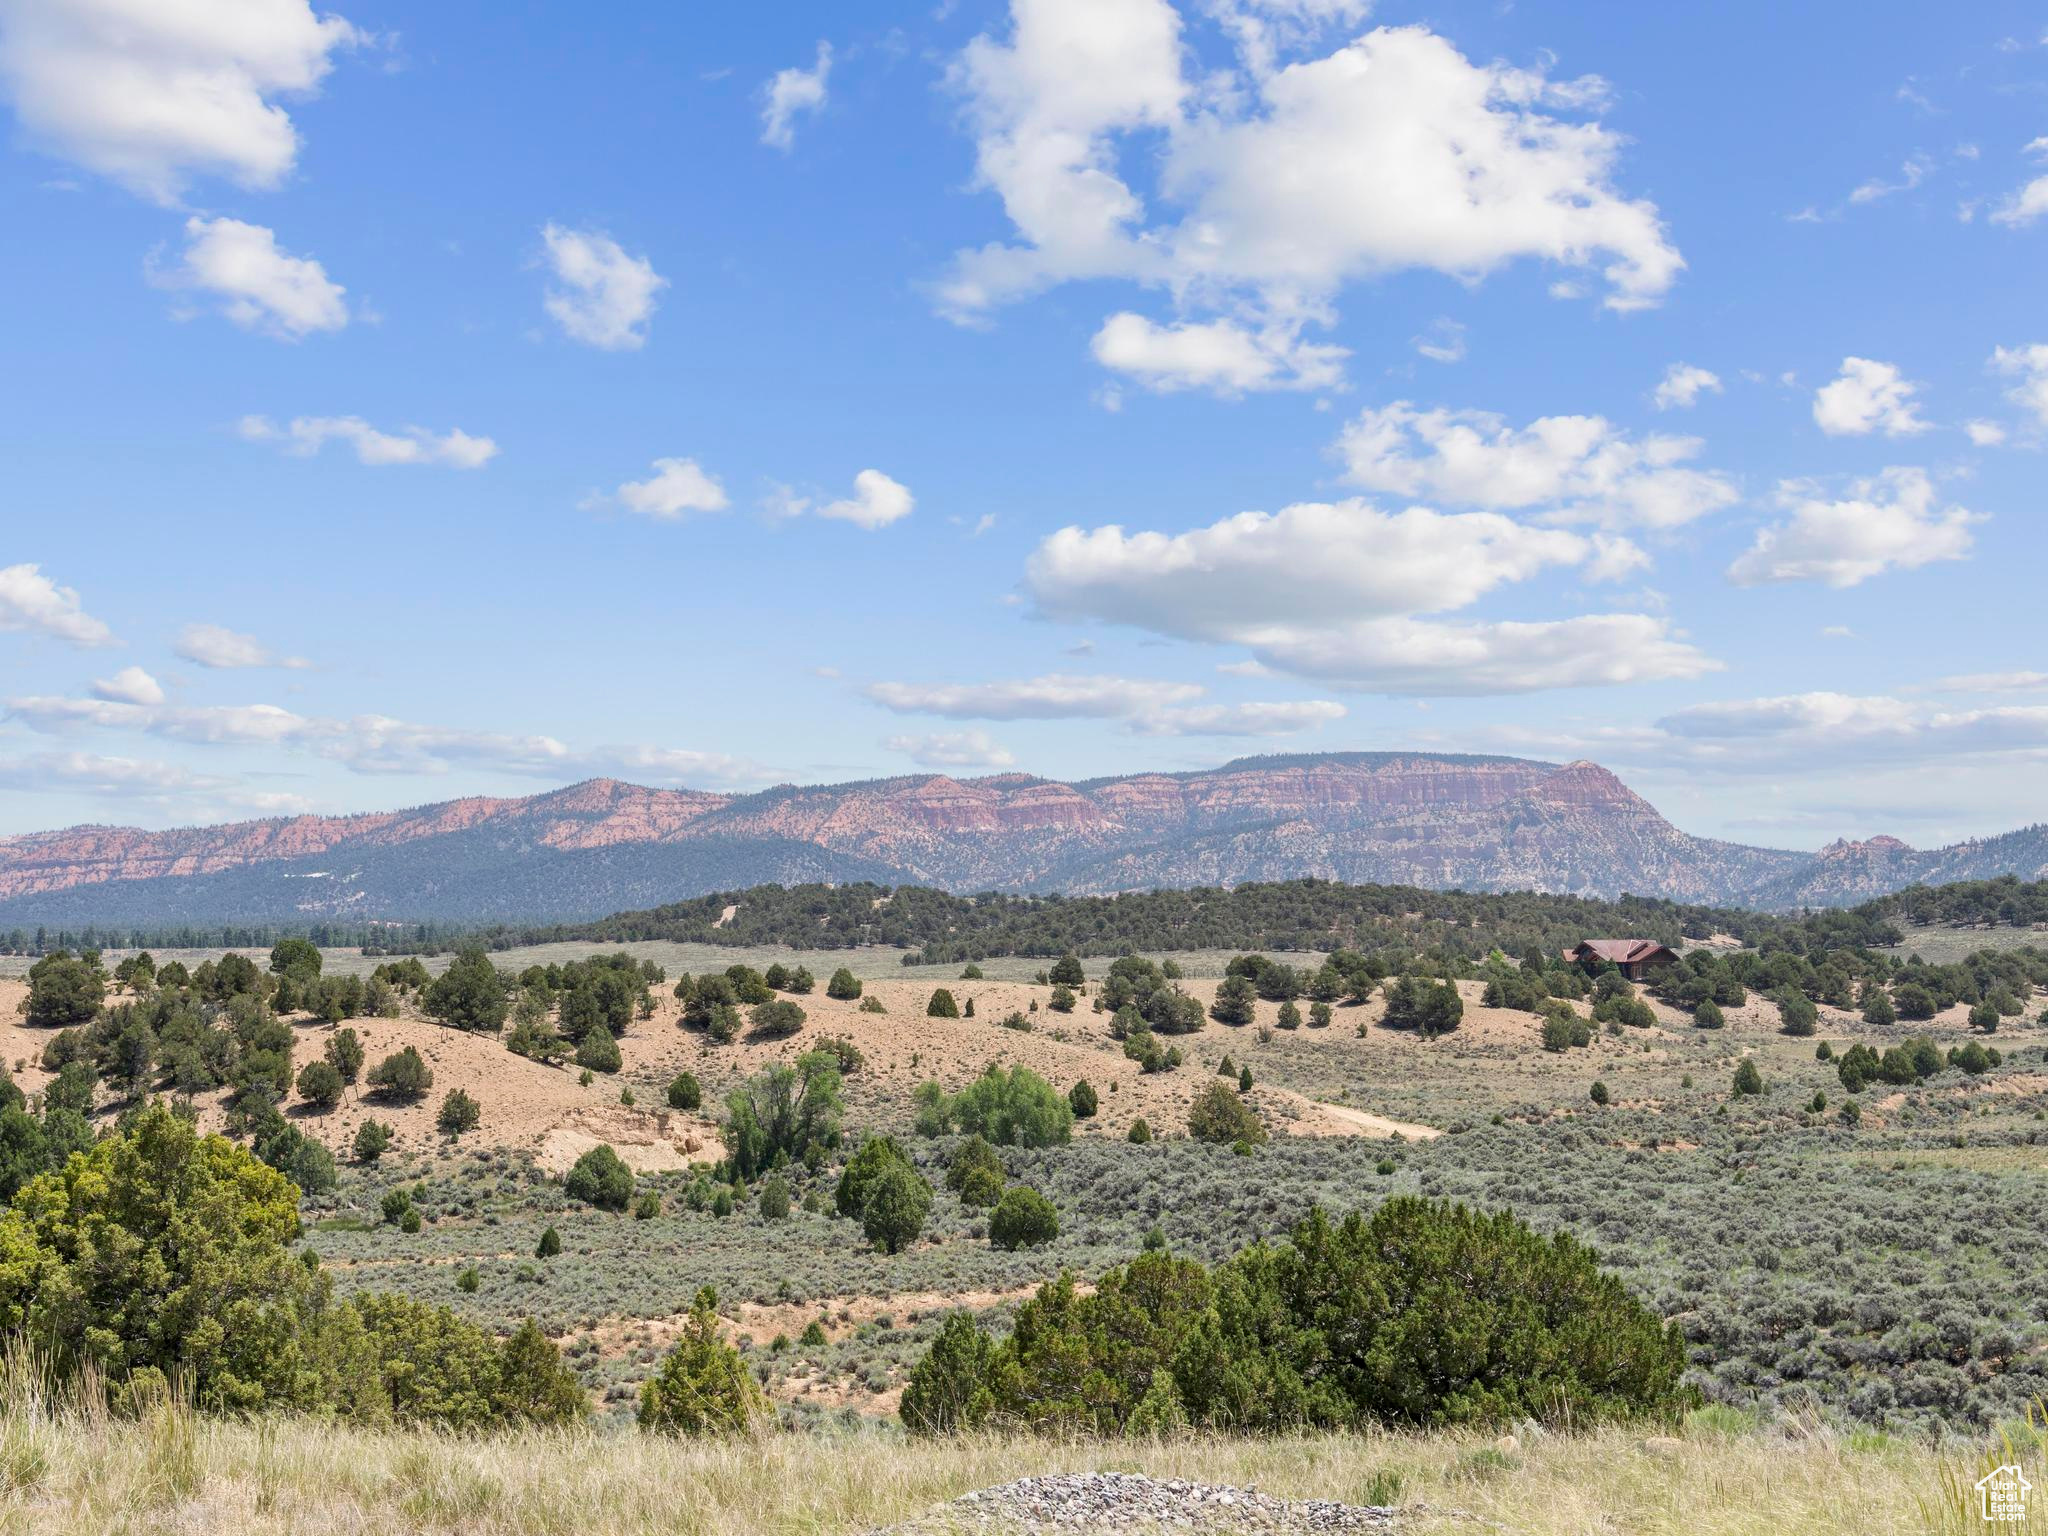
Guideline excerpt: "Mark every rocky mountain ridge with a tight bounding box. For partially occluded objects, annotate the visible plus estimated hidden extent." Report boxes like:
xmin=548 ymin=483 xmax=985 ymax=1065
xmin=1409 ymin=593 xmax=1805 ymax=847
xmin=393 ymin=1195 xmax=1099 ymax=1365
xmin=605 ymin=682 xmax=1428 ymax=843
xmin=0 ymin=752 xmax=2040 ymax=927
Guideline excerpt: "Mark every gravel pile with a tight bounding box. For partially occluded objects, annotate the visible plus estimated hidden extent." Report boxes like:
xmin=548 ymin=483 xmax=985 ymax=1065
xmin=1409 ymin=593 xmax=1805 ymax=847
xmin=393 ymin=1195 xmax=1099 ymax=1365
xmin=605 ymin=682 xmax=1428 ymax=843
xmin=872 ymin=1472 xmax=1400 ymax=1534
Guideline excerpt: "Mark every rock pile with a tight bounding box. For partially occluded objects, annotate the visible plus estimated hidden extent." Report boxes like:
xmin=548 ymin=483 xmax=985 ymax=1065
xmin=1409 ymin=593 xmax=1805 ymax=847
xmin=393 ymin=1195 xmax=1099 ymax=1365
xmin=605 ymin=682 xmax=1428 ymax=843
xmin=872 ymin=1472 xmax=1398 ymax=1533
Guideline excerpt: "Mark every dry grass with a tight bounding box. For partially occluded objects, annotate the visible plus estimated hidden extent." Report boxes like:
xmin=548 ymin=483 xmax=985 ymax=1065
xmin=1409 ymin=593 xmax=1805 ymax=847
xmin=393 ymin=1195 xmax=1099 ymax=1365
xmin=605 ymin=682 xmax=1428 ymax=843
xmin=1 ymin=1373 xmax=2040 ymax=1536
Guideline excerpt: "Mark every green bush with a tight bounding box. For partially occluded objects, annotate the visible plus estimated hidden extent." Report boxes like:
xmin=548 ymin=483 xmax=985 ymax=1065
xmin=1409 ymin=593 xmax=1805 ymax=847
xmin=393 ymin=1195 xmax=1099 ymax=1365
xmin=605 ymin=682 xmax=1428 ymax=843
xmin=352 ymin=1120 xmax=392 ymax=1163
xmin=946 ymin=1065 xmax=1073 ymax=1147
xmin=366 ymin=1046 xmax=433 ymax=1103
xmin=1731 ymin=1059 xmax=1764 ymax=1097
xmin=749 ymin=999 xmax=807 ymax=1039
xmin=836 ymin=1134 xmax=913 ymax=1218
xmin=295 ymin=1059 xmax=343 ymax=1111
xmin=422 ymin=949 xmax=509 ymax=1034
xmin=1068 ymin=1079 xmax=1098 ymax=1119
xmin=1589 ymin=1080 xmax=1610 ymax=1106
xmin=826 ymin=968 xmax=863 ymax=1000
xmin=1127 ymin=1118 xmax=1152 ymax=1144
xmin=436 ymin=1088 xmax=481 ymax=1137
xmin=564 ymin=1144 xmax=634 ymax=1211
xmin=574 ymin=1023 xmax=622 ymax=1073
xmin=667 ymin=1071 xmax=702 ymax=1111
xmin=900 ymin=1199 xmax=1692 ymax=1435
xmin=926 ymin=989 xmax=960 ymax=1019
xmin=945 ymin=1135 xmax=1006 ymax=1206
xmin=1187 ymin=1081 xmax=1265 ymax=1145
xmin=987 ymin=1186 xmax=1059 ymax=1250
xmin=1382 ymin=974 xmax=1463 ymax=1037
xmin=725 ymin=1053 xmax=843 ymax=1180
xmin=1693 ymin=999 xmax=1725 ymax=1029
xmin=536 ymin=1225 xmax=562 ymax=1258
xmin=637 ymin=1287 xmax=765 ymax=1436
xmin=861 ymin=1162 xmax=933 ymax=1254
xmin=758 ymin=1173 xmax=791 ymax=1220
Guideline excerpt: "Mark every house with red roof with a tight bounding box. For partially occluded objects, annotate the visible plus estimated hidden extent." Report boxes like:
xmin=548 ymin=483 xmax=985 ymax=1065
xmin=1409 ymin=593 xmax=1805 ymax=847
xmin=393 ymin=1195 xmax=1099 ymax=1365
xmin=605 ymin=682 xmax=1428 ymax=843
xmin=1566 ymin=938 xmax=1680 ymax=981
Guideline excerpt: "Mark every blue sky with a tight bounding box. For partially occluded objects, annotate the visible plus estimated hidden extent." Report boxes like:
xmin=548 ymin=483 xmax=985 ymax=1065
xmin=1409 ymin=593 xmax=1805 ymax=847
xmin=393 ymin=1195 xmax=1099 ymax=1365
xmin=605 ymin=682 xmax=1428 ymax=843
xmin=2 ymin=0 xmax=2046 ymax=849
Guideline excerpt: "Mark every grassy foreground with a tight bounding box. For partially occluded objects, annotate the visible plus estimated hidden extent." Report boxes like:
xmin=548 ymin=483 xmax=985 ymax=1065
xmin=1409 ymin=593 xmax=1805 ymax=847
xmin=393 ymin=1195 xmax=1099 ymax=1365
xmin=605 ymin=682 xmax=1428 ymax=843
xmin=3 ymin=1391 xmax=2042 ymax=1536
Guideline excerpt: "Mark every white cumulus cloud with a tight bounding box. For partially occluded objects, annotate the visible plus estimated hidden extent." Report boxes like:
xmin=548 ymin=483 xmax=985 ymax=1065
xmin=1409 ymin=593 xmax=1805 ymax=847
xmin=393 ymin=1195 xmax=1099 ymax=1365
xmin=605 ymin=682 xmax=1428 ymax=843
xmin=1335 ymin=402 xmax=1738 ymax=530
xmin=818 ymin=470 xmax=915 ymax=530
xmin=605 ymin=457 xmax=730 ymax=520
xmin=90 ymin=666 xmax=165 ymax=705
xmin=1652 ymin=362 xmax=1721 ymax=411
xmin=1023 ymin=498 xmax=1713 ymax=695
xmin=154 ymin=216 xmax=347 ymax=338
xmin=1728 ymin=468 xmax=1979 ymax=588
xmin=1090 ymin=311 xmax=1346 ymax=394
xmin=940 ymin=6 xmax=1681 ymax=373
xmin=173 ymin=622 xmax=308 ymax=670
xmin=1812 ymin=357 xmax=1929 ymax=437
xmin=884 ymin=730 xmax=1018 ymax=769
xmin=1991 ymin=343 xmax=2048 ymax=429
xmin=0 ymin=563 xmax=117 ymax=648
xmin=1991 ymin=137 xmax=2048 ymax=227
xmin=540 ymin=224 xmax=666 ymax=350
xmin=0 ymin=0 xmax=360 ymax=203
xmin=239 ymin=414 xmax=498 ymax=468
xmin=761 ymin=41 xmax=831 ymax=150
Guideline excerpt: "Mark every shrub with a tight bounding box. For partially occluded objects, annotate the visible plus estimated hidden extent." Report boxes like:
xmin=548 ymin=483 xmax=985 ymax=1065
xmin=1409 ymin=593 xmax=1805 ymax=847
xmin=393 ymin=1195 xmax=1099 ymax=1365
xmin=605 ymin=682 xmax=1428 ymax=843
xmin=366 ymin=1046 xmax=433 ymax=1102
xmin=1127 ymin=1118 xmax=1152 ymax=1144
xmin=901 ymin=1311 xmax=1001 ymax=1435
xmin=1731 ymin=1060 xmax=1764 ymax=1097
xmin=1892 ymin=983 xmax=1939 ymax=1021
xmin=961 ymin=964 xmax=984 ymax=980
xmin=901 ymin=1199 xmax=1691 ymax=1435
xmin=1968 ymin=1002 xmax=2000 ymax=1032
xmin=724 ymin=1054 xmax=843 ymax=1180
xmin=575 ymin=1023 xmax=622 ymax=1073
xmin=352 ymin=1120 xmax=392 ymax=1162
xmin=536 ymin=1225 xmax=562 ymax=1258
xmin=1276 ymin=1001 xmax=1302 ymax=1031
xmin=634 ymin=1191 xmax=661 ymax=1220
xmin=1049 ymin=954 xmax=1086 ymax=987
xmin=1589 ymin=1080 xmax=1610 ymax=1106
xmin=749 ymin=999 xmax=807 ymax=1039
xmin=1592 ymin=994 xmax=1656 ymax=1030
xmin=23 ymin=951 xmax=103 ymax=1029
xmin=861 ymin=1162 xmax=933 ymax=1254
xmin=826 ymin=968 xmax=863 ymax=1000
xmin=926 ymin=989 xmax=960 ymax=1019
xmin=1693 ymin=999 xmax=1725 ymax=1030
xmin=325 ymin=1027 xmax=365 ymax=1083
xmin=295 ymin=1059 xmax=343 ymax=1111
xmin=565 ymin=1144 xmax=634 ymax=1211
xmin=667 ymin=1071 xmax=703 ymax=1111
xmin=423 ymin=949 xmax=509 ymax=1034
xmin=758 ymin=1173 xmax=792 ymax=1220
xmin=1860 ymin=984 xmax=1897 ymax=1026
xmin=1210 ymin=974 xmax=1257 ymax=1027
xmin=1309 ymin=1002 xmax=1333 ymax=1029
xmin=946 ymin=1135 xmax=1006 ymax=1199
xmin=1382 ymin=975 xmax=1463 ymax=1037
xmin=837 ymin=1134 xmax=913 ymax=1218
xmin=946 ymin=1065 xmax=1073 ymax=1147
xmin=859 ymin=996 xmax=886 ymax=1014
xmin=1068 ymin=1079 xmax=1098 ymax=1119
xmin=0 ymin=1103 xmax=309 ymax=1409
xmin=988 ymin=1187 xmax=1059 ymax=1250
xmin=1187 ymin=1081 xmax=1266 ymax=1145
xmin=436 ymin=1088 xmax=481 ymax=1137
xmin=1049 ymin=985 xmax=1076 ymax=1013
xmin=638 ymin=1287 xmax=766 ymax=1436
xmin=1775 ymin=989 xmax=1818 ymax=1037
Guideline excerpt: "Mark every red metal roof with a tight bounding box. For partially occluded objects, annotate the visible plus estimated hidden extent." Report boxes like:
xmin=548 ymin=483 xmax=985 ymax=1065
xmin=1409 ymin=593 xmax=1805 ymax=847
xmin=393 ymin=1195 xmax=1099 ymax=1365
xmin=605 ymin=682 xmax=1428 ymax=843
xmin=1573 ymin=939 xmax=1673 ymax=964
